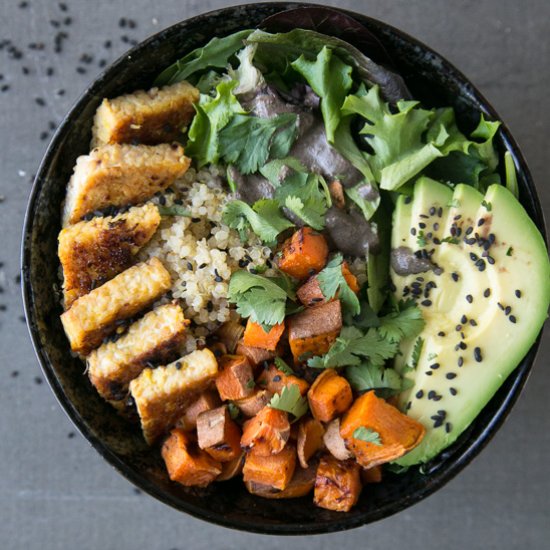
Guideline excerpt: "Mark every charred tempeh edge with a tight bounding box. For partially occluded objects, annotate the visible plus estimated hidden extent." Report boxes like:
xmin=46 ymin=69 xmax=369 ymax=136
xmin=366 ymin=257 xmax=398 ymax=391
xmin=60 ymin=257 xmax=171 ymax=355
xmin=59 ymin=203 xmax=161 ymax=308
xmin=130 ymin=348 xmax=218 ymax=444
xmin=87 ymin=303 xmax=189 ymax=402
xmin=62 ymin=143 xmax=190 ymax=226
xmin=91 ymin=81 xmax=199 ymax=147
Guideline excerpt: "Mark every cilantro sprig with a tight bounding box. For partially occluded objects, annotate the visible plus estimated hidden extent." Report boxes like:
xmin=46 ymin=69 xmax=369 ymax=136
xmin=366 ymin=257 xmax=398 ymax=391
xmin=352 ymin=427 xmax=383 ymax=445
xmin=317 ymin=253 xmax=360 ymax=317
xmin=227 ymin=270 xmax=297 ymax=330
xmin=269 ymin=384 xmax=308 ymax=420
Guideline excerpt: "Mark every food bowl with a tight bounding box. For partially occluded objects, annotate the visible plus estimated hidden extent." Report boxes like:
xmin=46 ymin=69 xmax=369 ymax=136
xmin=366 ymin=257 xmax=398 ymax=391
xmin=21 ymin=2 xmax=546 ymax=534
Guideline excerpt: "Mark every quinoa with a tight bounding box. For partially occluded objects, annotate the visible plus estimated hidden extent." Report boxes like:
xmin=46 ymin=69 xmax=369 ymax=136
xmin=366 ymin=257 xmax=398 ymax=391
xmin=139 ymin=165 xmax=276 ymax=351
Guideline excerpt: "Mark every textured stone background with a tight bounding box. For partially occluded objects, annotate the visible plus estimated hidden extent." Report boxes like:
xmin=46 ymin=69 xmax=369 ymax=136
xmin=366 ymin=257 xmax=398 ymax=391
xmin=0 ymin=1 xmax=548 ymax=548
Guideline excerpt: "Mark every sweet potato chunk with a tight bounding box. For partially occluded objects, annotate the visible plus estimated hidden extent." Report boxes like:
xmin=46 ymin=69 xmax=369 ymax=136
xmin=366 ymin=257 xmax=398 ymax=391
xmin=308 ymin=369 xmax=353 ymax=423
xmin=296 ymin=263 xmax=359 ymax=307
xmin=323 ymin=418 xmax=352 ymax=461
xmin=288 ymin=300 xmax=342 ymax=363
xmin=235 ymin=339 xmax=275 ymax=368
xmin=177 ymin=390 xmax=221 ymax=431
xmin=243 ymin=320 xmax=285 ymax=351
xmin=297 ymin=417 xmax=325 ymax=468
xmin=314 ymin=455 xmax=361 ymax=512
xmin=215 ymin=354 xmax=254 ymax=401
xmin=161 ymin=428 xmax=221 ymax=487
xmin=240 ymin=406 xmax=290 ymax=456
xmin=277 ymin=227 xmax=329 ymax=280
xmin=197 ymin=405 xmax=242 ymax=462
xmin=257 ymin=363 xmax=310 ymax=397
xmin=340 ymin=391 xmax=426 ymax=469
xmin=217 ymin=452 xmax=245 ymax=481
xmin=361 ymin=465 xmax=383 ymax=484
xmin=235 ymin=389 xmax=272 ymax=417
xmin=245 ymin=460 xmax=317 ymax=499
xmin=243 ymin=444 xmax=297 ymax=491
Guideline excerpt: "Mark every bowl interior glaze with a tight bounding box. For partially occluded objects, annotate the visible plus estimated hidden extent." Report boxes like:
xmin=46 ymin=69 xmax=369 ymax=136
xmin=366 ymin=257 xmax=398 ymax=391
xmin=21 ymin=3 xmax=545 ymax=535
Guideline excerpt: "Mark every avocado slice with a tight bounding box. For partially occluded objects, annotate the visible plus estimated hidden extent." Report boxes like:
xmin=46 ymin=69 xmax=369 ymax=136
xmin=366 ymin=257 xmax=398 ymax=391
xmin=391 ymin=178 xmax=550 ymax=466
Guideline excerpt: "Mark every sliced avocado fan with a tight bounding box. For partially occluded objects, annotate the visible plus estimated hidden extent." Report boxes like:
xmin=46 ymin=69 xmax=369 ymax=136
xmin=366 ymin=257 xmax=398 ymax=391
xmin=390 ymin=176 xmax=549 ymax=466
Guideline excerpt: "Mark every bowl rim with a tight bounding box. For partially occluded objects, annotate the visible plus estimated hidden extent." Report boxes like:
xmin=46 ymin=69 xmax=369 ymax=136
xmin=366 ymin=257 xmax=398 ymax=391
xmin=20 ymin=1 xmax=547 ymax=535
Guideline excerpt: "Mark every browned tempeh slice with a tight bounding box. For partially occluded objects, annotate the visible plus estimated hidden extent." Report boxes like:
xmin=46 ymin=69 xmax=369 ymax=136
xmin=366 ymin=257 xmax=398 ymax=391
xmin=60 ymin=257 xmax=171 ymax=354
xmin=130 ymin=349 xmax=218 ymax=444
xmin=59 ymin=203 xmax=161 ymax=308
xmin=91 ymin=81 xmax=199 ymax=147
xmin=87 ymin=303 xmax=188 ymax=402
xmin=62 ymin=143 xmax=190 ymax=226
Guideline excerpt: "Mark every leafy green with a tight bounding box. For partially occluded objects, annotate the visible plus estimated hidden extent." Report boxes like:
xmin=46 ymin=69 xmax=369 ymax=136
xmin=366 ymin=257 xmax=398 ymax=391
xmin=378 ymin=303 xmax=425 ymax=342
xmin=504 ymin=151 xmax=519 ymax=198
xmin=317 ymin=253 xmax=360 ymax=317
xmin=227 ymin=402 xmax=240 ymax=420
xmin=409 ymin=337 xmax=424 ymax=369
xmin=157 ymin=205 xmax=191 ymax=217
xmin=352 ymin=427 xmax=382 ymax=445
xmin=259 ymin=157 xmax=306 ymax=186
xmin=186 ymin=80 xmax=244 ymax=167
xmin=308 ymin=326 xmax=398 ymax=369
xmin=291 ymin=46 xmax=353 ymax=143
xmin=222 ymin=199 xmax=294 ymax=244
xmin=345 ymin=363 xmax=412 ymax=397
xmin=269 ymin=384 xmax=309 ymax=420
xmin=227 ymin=270 xmax=296 ymax=329
xmin=274 ymin=357 xmax=296 ymax=376
xmin=218 ymin=113 xmax=298 ymax=174
xmin=155 ymin=30 xmax=253 ymax=86
xmin=230 ymin=44 xmax=265 ymax=95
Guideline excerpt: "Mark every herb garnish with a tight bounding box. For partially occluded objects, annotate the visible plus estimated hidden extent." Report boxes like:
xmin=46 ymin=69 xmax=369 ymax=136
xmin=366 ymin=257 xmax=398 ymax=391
xmin=317 ymin=253 xmax=360 ymax=317
xmin=269 ymin=384 xmax=308 ymax=420
xmin=157 ymin=205 xmax=192 ymax=217
xmin=353 ymin=427 xmax=383 ymax=445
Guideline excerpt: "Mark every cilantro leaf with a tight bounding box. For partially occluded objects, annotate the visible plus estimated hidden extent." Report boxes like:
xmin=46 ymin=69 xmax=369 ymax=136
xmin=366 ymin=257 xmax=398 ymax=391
xmin=410 ymin=337 xmax=424 ymax=369
xmin=352 ymin=426 xmax=382 ymax=445
xmin=222 ymin=199 xmax=294 ymax=244
xmin=274 ymin=357 xmax=296 ymax=376
xmin=269 ymin=384 xmax=308 ymax=420
xmin=186 ymin=80 xmax=244 ymax=167
xmin=259 ymin=157 xmax=307 ymax=187
xmin=291 ymin=46 xmax=353 ymax=143
xmin=227 ymin=270 xmax=296 ymax=328
xmin=218 ymin=113 xmax=298 ymax=174
xmin=378 ymin=304 xmax=425 ymax=343
xmin=345 ymin=363 xmax=411 ymax=397
xmin=317 ymin=253 xmax=360 ymax=317
xmin=155 ymin=30 xmax=253 ymax=86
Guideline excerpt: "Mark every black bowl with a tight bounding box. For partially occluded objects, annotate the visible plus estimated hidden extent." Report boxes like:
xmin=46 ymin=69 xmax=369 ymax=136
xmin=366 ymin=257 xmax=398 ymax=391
xmin=21 ymin=2 xmax=546 ymax=535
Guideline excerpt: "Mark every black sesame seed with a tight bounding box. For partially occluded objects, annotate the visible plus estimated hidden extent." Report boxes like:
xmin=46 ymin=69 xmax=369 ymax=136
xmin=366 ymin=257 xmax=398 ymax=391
xmin=404 ymin=196 xmax=412 ymax=204
xmin=509 ymin=315 xmax=517 ymax=324
xmin=199 ymin=263 xmax=207 ymax=269
xmin=497 ymin=302 xmax=505 ymax=311
xmin=449 ymin=387 xmax=458 ymax=396
xmin=474 ymin=347 xmax=483 ymax=362
xmin=416 ymin=390 xmax=424 ymax=399
xmin=465 ymin=237 xmax=476 ymax=245
xmin=425 ymin=371 xmax=433 ymax=376
xmin=515 ymin=289 xmax=522 ymax=298
xmin=445 ymin=422 xmax=452 ymax=434
xmin=446 ymin=373 xmax=457 ymax=380
xmin=469 ymin=319 xmax=477 ymax=327
xmin=186 ymin=261 xmax=193 ymax=270
xmin=429 ymin=206 xmax=436 ymax=216
xmin=466 ymin=294 xmax=473 ymax=304
xmin=421 ymin=299 xmax=432 ymax=307
xmin=451 ymin=272 xmax=459 ymax=282
xmin=460 ymin=315 xmax=467 ymax=324
xmin=504 ymin=306 xmax=511 ymax=315
xmin=465 ymin=226 xmax=473 ymax=236
xmin=483 ymin=288 xmax=491 ymax=298
xmin=419 ymin=222 xmax=426 ymax=229
xmin=487 ymin=256 xmax=495 ymax=265
xmin=427 ymin=391 xmax=436 ymax=399
xmin=477 ymin=218 xmax=485 ymax=227
xmin=410 ymin=227 xmax=417 ymax=236
xmin=437 ymin=207 xmax=443 ymax=217
xmin=455 ymin=324 xmax=462 ymax=332
xmin=429 ymin=363 xmax=440 ymax=370
xmin=438 ymin=331 xmax=446 ymax=337
xmin=175 ymin=361 xmax=182 ymax=370
xmin=469 ymin=253 xmax=478 ymax=262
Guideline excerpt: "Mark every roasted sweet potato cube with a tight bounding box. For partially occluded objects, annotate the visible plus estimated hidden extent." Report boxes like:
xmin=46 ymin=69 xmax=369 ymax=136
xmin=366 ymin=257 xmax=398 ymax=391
xmin=296 ymin=263 xmax=359 ymax=307
xmin=277 ymin=227 xmax=329 ymax=280
xmin=297 ymin=417 xmax=325 ymax=468
xmin=235 ymin=339 xmax=275 ymax=368
xmin=245 ymin=459 xmax=317 ymax=499
xmin=243 ymin=444 xmax=297 ymax=491
xmin=177 ymin=390 xmax=221 ymax=431
xmin=361 ymin=465 xmax=383 ymax=484
xmin=243 ymin=320 xmax=285 ymax=351
xmin=235 ymin=389 xmax=272 ymax=417
xmin=161 ymin=428 xmax=221 ymax=487
xmin=215 ymin=354 xmax=254 ymax=401
xmin=308 ymin=369 xmax=353 ymax=423
xmin=314 ymin=455 xmax=362 ymax=512
xmin=256 ymin=363 xmax=310 ymax=397
xmin=197 ymin=405 xmax=242 ymax=462
xmin=340 ymin=391 xmax=426 ymax=469
xmin=288 ymin=300 xmax=342 ymax=363
xmin=240 ymin=406 xmax=290 ymax=456
xmin=217 ymin=452 xmax=245 ymax=481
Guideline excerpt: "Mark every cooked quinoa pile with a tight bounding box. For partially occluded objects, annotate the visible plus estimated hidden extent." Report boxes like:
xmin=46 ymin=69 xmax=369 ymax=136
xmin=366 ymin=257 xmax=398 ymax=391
xmin=139 ymin=165 xmax=277 ymax=350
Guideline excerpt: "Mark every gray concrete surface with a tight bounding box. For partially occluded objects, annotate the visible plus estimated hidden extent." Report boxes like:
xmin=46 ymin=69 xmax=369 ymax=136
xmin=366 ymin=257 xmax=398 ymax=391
xmin=0 ymin=1 xmax=548 ymax=548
